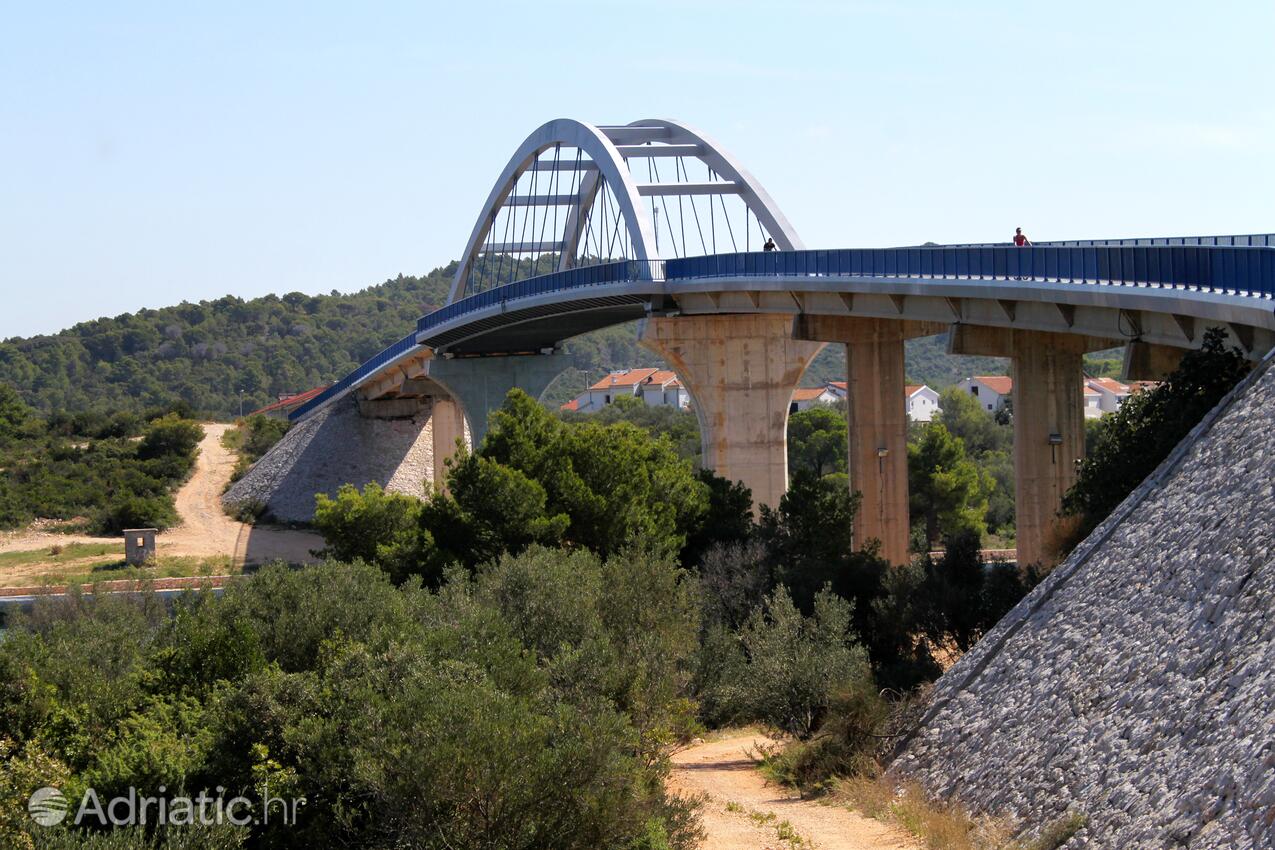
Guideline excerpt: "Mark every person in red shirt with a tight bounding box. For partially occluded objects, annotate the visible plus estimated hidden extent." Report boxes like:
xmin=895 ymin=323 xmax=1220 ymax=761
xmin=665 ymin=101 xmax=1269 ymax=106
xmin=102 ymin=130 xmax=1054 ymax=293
xmin=1013 ymin=227 xmax=1031 ymax=247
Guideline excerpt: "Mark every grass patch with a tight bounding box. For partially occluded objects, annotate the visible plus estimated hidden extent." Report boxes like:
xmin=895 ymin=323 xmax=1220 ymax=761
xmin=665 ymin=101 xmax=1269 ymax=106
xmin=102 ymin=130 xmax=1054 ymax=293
xmin=30 ymin=554 xmax=237 ymax=587
xmin=830 ymin=775 xmax=1085 ymax=850
xmin=0 ymin=542 xmax=121 ymax=571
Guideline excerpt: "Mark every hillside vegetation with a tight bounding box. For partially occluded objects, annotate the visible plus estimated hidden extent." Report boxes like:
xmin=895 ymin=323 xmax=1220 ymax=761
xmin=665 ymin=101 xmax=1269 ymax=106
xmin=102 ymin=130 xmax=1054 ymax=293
xmin=1 ymin=259 xmax=1016 ymax=419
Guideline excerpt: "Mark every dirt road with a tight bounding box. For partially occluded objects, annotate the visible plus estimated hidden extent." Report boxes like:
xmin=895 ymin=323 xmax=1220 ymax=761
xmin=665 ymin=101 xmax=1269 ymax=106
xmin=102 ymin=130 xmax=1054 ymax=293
xmin=0 ymin=424 xmax=322 ymax=566
xmin=668 ymin=734 xmax=915 ymax=850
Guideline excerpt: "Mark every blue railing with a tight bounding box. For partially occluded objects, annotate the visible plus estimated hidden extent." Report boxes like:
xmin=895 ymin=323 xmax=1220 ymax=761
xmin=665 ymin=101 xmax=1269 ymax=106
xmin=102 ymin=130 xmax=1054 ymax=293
xmin=289 ymin=331 xmax=421 ymax=421
xmin=665 ymin=245 xmax=1275 ymax=298
xmin=936 ymin=233 xmax=1275 ymax=249
xmin=417 ymin=259 xmax=660 ymax=335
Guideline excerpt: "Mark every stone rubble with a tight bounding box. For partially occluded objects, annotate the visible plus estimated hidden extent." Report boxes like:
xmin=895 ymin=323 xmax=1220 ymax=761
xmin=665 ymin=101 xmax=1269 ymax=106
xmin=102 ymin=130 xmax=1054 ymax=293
xmin=222 ymin=397 xmax=441 ymax=523
xmin=893 ymin=355 xmax=1275 ymax=849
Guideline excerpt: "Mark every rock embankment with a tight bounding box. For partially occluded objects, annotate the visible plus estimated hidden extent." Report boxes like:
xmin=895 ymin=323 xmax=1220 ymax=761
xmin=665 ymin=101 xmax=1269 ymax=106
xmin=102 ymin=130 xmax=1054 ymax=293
xmin=223 ymin=397 xmax=440 ymax=523
xmin=893 ymin=351 xmax=1275 ymax=849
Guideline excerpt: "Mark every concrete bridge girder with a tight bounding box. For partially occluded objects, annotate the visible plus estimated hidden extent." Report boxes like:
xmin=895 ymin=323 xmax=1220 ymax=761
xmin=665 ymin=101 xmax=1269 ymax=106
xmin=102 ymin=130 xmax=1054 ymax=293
xmin=664 ymin=277 xmax=1275 ymax=360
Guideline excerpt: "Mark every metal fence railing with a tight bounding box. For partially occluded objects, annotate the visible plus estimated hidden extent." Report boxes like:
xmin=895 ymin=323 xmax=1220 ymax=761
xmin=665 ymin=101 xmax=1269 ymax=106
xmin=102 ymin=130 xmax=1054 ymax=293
xmin=665 ymin=245 xmax=1275 ymax=299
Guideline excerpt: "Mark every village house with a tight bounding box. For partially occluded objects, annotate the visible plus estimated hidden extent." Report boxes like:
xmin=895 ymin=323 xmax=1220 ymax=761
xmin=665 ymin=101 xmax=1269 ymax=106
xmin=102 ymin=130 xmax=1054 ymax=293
xmin=562 ymin=368 xmax=690 ymax=413
xmin=956 ymin=375 xmax=1013 ymax=413
xmin=824 ymin=381 xmax=941 ymax=422
xmin=789 ymin=386 xmax=840 ymax=413
xmin=1085 ymin=377 xmax=1131 ymax=414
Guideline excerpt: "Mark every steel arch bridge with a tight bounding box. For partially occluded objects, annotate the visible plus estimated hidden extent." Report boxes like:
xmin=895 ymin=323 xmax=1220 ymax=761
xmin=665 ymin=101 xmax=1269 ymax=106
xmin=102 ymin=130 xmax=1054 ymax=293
xmin=291 ymin=116 xmax=1275 ymax=426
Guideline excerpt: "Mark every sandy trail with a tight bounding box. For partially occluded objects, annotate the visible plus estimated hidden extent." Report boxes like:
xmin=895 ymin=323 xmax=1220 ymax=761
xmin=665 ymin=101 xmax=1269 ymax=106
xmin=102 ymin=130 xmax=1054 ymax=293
xmin=669 ymin=734 xmax=915 ymax=850
xmin=0 ymin=424 xmax=322 ymax=567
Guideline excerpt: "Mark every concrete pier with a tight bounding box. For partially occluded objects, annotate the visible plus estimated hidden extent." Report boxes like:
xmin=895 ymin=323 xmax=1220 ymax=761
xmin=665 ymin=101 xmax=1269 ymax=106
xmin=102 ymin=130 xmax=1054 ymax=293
xmin=640 ymin=314 xmax=823 ymax=511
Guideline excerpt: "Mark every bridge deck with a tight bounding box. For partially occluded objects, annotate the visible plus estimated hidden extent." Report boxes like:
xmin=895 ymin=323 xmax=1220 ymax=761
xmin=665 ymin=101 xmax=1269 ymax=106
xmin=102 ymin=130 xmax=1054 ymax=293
xmin=292 ymin=243 xmax=1275 ymax=423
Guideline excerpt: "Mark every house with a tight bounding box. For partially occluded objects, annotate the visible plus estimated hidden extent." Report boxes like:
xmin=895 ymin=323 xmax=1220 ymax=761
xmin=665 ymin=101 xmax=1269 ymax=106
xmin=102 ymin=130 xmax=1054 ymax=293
xmin=905 ymin=384 xmax=941 ymax=422
xmin=1083 ymin=385 xmax=1103 ymax=419
xmin=822 ymin=381 xmax=941 ymax=421
xmin=1085 ymin=377 xmax=1131 ymax=414
xmin=561 ymin=368 xmax=690 ymax=413
xmin=789 ymin=386 xmax=839 ymax=413
xmin=956 ymin=376 xmax=1013 ymax=413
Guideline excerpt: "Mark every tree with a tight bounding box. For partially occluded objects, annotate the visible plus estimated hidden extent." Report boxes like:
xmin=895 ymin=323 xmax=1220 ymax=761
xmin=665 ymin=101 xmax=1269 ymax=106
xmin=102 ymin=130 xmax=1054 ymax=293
xmin=313 ymin=482 xmax=423 ymax=580
xmin=908 ymin=422 xmax=993 ymax=549
xmin=678 ymin=470 xmax=754 ymax=568
xmin=420 ymin=449 xmax=569 ymax=577
xmin=937 ymin=387 xmax=1011 ymax=457
xmin=723 ymin=587 xmax=870 ymax=740
xmin=1063 ymin=327 xmax=1250 ymax=534
xmin=786 ymin=405 xmax=847 ymax=478
xmin=481 ymin=390 xmax=708 ymax=557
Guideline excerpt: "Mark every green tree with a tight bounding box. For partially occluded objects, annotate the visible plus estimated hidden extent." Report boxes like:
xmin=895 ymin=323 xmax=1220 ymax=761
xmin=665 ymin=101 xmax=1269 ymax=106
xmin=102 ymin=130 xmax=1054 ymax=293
xmin=1063 ymin=327 xmax=1250 ymax=534
xmin=908 ymin=422 xmax=993 ymax=548
xmin=786 ymin=405 xmax=847 ymax=478
xmin=420 ymin=449 xmax=569 ymax=577
xmin=721 ymin=587 xmax=870 ymax=740
xmin=313 ymin=482 xmax=423 ymax=579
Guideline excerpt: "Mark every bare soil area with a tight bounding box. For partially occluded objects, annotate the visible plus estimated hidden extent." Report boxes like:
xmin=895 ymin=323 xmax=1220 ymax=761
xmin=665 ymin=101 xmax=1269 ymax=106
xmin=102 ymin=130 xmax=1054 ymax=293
xmin=0 ymin=424 xmax=322 ymax=576
xmin=669 ymin=733 xmax=916 ymax=850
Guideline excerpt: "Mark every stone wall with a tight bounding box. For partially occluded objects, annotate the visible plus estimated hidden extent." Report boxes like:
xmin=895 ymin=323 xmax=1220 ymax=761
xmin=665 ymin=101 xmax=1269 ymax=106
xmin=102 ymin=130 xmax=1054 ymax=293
xmin=893 ymin=351 xmax=1275 ymax=849
xmin=223 ymin=396 xmax=442 ymax=523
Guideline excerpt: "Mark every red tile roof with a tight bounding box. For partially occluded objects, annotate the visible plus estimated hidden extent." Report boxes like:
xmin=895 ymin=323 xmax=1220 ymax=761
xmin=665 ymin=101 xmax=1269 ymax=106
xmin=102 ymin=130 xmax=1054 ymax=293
xmin=791 ymin=387 xmax=831 ymax=402
xmin=589 ymin=368 xmax=661 ymax=390
xmin=560 ymin=398 xmax=581 ymax=412
xmin=971 ymin=376 xmax=1013 ymax=395
xmin=1088 ymin=377 xmax=1130 ymax=394
xmin=248 ymin=385 xmax=328 ymax=416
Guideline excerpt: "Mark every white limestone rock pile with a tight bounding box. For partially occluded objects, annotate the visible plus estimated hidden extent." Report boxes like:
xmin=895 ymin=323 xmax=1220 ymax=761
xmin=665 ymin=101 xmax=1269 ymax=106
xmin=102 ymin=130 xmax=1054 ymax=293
xmin=222 ymin=396 xmax=438 ymax=523
xmin=893 ymin=357 xmax=1275 ymax=849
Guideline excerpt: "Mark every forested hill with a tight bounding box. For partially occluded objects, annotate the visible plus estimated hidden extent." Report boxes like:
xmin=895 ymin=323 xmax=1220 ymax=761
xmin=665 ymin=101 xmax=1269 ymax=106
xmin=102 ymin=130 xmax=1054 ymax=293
xmin=0 ymin=261 xmax=1009 ymax=419
xmin=0 ymin=267 xmax=458 ymax=419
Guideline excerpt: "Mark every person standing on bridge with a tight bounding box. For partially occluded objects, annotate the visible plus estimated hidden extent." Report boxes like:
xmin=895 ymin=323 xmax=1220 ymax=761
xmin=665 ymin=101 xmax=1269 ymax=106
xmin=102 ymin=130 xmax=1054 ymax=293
xmin=763 ymin=237 xmax=778 ymax=252
xmin=1013 ymin=227 xmax=1032 ymax=247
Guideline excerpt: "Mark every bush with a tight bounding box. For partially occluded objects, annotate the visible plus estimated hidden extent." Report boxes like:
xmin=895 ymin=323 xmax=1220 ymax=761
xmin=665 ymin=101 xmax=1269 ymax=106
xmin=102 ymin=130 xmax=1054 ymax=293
xmin=137 ymin=415 xmax=203 ymax=464
xmin=312 ymin=482 xmax=424 ymax=581
xmin=717 ymin=587 xmax=871 ymax=740
xmin=94 ymin=494 xmax=179 ymax=533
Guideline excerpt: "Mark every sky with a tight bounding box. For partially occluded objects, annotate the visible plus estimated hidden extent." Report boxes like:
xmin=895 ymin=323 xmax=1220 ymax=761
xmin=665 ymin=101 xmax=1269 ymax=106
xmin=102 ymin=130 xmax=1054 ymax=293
xmin=3 ymin=0 xmax=1274 ymax=339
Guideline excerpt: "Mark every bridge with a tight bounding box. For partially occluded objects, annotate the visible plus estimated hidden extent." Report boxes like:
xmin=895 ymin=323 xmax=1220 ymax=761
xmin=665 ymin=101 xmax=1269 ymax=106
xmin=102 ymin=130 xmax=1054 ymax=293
xmin=265 ymin=118 xmax=1275 ymax=568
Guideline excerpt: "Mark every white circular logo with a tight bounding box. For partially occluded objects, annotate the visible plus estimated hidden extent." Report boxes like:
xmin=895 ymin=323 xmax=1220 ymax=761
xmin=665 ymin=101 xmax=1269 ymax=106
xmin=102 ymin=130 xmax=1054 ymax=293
xmin=28 ymin=786 xmax=68 ymax=826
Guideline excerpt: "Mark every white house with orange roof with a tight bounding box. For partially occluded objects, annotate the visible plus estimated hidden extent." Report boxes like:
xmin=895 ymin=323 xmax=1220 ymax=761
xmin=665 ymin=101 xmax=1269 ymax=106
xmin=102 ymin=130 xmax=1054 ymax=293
xmin=904 ymin=384 xmax=941 ymax=422
xmin=1083 ymin=384 xmax=1103 ymax=419
xmin=562 ymin=368 xmax=690 ymax=413
xmin=956 ymin=375 xmax=1013 ymax=413
xmin=1085 ymin=377 xmax=1132 ymax=414
xmin=789 ymin=386 xmax=839 ymax=413
xmin=823 ymin=381 xmax=940 ymax=421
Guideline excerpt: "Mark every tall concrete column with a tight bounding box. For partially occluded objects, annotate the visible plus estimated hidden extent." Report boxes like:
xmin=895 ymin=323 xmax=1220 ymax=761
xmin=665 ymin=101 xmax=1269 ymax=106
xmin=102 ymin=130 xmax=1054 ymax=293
xmin=424 ymin=353 xmax=572 ymax=449
xmin=1011 ymin=330 xmax=1087 ymax=568
xmin=795 ymin=316 xmax=944 ymax=565
xmin=640 ymin=314 xmax=823 ymax=511
xmin=429 ymin=397 xmax=467 ymax=490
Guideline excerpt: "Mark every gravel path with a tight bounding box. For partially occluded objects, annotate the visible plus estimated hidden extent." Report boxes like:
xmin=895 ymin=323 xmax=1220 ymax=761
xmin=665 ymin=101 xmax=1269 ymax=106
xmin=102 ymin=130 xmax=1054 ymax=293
xmin=668 ymin=734 xmax=915 ymax=850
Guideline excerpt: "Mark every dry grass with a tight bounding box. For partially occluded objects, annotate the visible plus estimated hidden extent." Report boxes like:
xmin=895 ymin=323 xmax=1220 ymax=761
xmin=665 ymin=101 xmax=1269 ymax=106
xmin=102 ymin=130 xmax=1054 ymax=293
xmin=830 ymin=775 xmax=1085 ymax=850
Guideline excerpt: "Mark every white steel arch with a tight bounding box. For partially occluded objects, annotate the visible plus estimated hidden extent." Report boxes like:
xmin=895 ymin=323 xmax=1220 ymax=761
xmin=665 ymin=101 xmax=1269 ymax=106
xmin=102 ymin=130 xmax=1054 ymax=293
xmin=448 ymin=119 xmax=657 ymax=305
xmin=448 ymin=118 xmax=803 ymax=304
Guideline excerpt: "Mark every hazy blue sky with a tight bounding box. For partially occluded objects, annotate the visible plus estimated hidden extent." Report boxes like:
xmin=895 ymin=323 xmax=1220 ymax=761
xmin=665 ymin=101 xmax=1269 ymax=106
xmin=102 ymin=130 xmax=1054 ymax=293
xmin=3 ymin=1 xmax=1273 ymax=339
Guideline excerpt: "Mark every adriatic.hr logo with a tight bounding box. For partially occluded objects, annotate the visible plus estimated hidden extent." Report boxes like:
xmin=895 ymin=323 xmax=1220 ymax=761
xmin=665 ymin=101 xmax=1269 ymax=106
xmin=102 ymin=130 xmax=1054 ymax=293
xmin=26 ymin=784 xmax=305 ymax=828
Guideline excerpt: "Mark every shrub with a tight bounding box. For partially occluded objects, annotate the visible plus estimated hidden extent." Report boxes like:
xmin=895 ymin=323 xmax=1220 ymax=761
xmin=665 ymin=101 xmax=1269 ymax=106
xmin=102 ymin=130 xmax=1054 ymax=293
xmin=94 ymin=494 xmax=178 ymax=533
xmin=312 ymin=482 xmax=424 ymax=580
xmin=719 ymin=587 xmax=871 ymax=740
xmin=137 ymin=415 xmax=203 ymax=463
